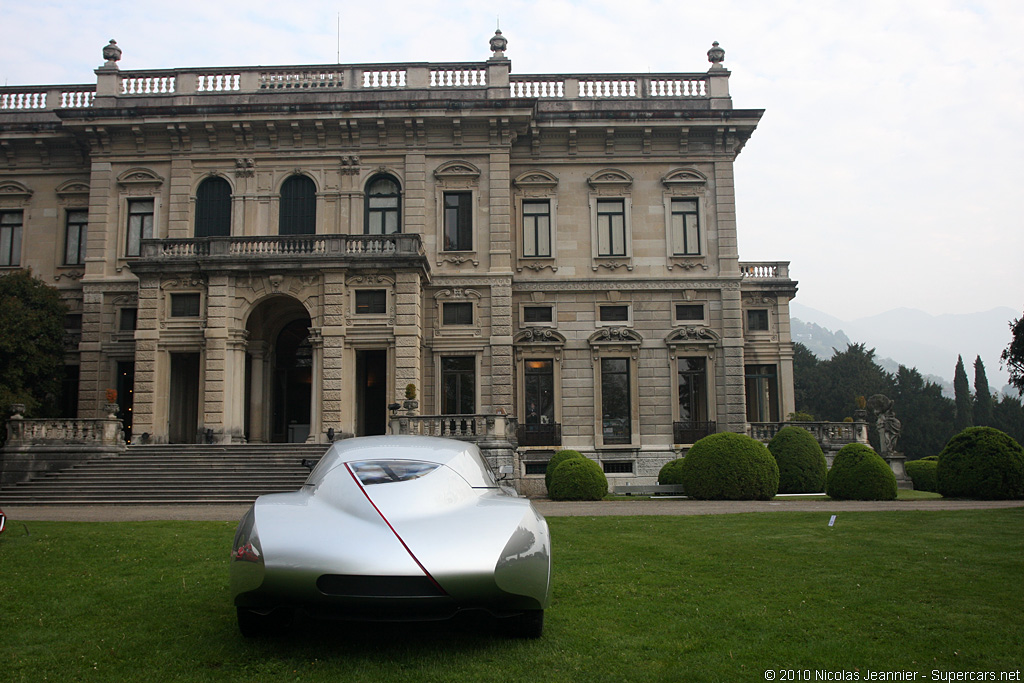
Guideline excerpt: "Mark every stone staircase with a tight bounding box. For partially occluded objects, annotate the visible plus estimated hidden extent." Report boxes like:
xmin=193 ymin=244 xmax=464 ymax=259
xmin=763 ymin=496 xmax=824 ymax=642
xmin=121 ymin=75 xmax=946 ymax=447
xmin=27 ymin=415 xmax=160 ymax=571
xmin=0 ymin=443 xmax=329 ymax=505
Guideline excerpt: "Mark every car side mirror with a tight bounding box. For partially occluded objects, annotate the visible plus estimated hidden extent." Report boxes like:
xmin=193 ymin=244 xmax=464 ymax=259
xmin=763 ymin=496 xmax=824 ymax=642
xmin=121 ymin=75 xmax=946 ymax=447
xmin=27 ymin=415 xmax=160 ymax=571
xmin=499 ymin=465 xmax=513 ymax=475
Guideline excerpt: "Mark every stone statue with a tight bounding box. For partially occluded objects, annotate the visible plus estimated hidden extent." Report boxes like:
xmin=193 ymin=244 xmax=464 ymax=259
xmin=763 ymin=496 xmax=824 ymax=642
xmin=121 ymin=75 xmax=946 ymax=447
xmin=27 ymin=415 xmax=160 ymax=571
xmin=867 ymin=394 xmax=901 ymax=456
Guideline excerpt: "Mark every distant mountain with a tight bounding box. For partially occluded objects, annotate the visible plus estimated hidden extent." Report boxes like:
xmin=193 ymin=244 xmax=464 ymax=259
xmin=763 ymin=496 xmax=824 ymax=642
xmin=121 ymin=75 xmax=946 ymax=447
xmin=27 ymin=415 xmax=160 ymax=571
xmin=791 ymin=303 xmax=1017 ymax=395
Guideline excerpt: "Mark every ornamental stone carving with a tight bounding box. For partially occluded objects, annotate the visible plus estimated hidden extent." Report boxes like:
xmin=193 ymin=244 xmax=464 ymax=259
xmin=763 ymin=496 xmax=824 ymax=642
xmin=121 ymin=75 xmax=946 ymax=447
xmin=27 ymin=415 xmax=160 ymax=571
xmin=707 ymin=41 xmax=725 ymax=68
xmin=489 ymin=29 xmax=508 ymax=58
xmin=102 ymin=39 xmax=122 ymax=67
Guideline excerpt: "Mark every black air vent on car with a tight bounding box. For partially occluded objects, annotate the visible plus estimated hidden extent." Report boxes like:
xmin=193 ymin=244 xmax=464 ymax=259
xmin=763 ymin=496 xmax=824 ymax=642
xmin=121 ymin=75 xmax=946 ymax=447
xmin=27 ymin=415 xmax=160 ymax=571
xmin=316 ymin=574 xmax=446 ymax=598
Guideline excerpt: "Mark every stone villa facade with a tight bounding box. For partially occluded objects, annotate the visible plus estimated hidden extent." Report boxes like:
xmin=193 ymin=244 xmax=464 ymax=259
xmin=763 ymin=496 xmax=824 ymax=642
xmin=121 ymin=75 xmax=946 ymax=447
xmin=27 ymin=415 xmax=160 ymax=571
xmin=0 ymin=33 xmax=798 ymax=493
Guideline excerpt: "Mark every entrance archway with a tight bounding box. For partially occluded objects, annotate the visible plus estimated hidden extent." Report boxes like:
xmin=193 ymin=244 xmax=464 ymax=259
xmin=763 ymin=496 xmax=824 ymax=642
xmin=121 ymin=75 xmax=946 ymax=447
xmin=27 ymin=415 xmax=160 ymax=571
xmin=245 ymin=296 xmax=314 ymax=443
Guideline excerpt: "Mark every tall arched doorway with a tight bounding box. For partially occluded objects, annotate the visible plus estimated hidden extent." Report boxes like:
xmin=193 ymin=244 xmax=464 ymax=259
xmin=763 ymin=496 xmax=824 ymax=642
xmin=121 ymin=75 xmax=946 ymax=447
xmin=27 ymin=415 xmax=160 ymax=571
xmin=245 ymin=296 xmax=314 ymax=443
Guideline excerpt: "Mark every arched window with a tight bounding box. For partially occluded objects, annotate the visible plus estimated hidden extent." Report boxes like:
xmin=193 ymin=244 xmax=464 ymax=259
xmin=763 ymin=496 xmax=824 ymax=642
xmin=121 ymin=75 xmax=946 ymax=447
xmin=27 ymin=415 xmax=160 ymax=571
xmin=279 ymin=175 xmax=316 ymax=235
xmin=365 ymin=174 xmax=401 ymax=235
xmin=195 ymin=176 xmax=232 ymax=238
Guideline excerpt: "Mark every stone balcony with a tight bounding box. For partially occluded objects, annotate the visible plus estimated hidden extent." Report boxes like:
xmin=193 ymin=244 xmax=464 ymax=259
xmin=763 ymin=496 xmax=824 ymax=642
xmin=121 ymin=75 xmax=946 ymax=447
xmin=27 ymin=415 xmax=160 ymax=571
xmin=131 ymin=234 xmax=428 ymax=275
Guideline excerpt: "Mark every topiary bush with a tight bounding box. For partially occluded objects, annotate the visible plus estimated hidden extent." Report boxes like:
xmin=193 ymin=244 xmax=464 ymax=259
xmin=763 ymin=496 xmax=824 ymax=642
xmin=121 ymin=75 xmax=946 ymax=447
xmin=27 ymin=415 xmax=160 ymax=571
xmin=768 ymin=426 xmax=828 ymax=494
xmin=826 ymin=443 xmax=897 ymax=500
xmin=548 ymin=457 xmax=608 ymax=501
xmin=544 ymin=449 xmax=585 ymax=493
xmin=905 ymin=456 xmax=939 ymax=493
xmin=937 ymin=427 xmax=1024 ymax=500
xmin=679 ymin=432 xmax=779 ymax=500
xmin=657 ymin=458 xmax=686 ymax=487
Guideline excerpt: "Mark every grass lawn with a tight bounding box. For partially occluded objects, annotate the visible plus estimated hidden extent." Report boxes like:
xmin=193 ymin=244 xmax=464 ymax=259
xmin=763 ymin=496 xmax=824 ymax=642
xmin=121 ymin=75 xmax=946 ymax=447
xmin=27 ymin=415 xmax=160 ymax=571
xmin=1 ymin=509 xmax=1021 ymax=682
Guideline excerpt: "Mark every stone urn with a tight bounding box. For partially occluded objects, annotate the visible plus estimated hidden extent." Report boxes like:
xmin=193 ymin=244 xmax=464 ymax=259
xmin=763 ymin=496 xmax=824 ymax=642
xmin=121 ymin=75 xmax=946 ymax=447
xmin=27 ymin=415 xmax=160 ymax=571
xmin=104 ymin=403 xmax=120 ymax=418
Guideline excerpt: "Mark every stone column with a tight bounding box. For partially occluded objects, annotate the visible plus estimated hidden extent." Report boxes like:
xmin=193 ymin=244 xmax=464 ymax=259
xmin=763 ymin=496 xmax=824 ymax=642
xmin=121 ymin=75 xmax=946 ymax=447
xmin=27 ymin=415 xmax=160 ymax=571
xmin=321 ymin=271 xmax=346 ymax=434
xmin=247 ymin=341 xmax=269 ymax=443
xmin=202 ymin=274 xmax=229 ymax=442
xmin=131 ymin=274 xmax=161 ymax=440
xmin=224 ymin=328 xmax=249 ymax=443
xmin=308 ymin=326 xmax=324 ymax=443
xmin=393 ymin=271 xmax=424 ymax=408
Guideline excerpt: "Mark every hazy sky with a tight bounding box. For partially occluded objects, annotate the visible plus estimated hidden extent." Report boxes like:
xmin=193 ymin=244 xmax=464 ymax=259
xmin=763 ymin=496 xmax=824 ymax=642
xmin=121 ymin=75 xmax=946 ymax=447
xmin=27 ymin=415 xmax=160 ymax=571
xmin=3 ymin=0 xmax=1022 ymax=321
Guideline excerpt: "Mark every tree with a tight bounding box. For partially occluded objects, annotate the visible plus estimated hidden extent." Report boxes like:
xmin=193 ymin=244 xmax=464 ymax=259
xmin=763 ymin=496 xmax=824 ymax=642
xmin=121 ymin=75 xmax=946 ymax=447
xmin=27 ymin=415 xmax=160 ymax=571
xmin=973 ymin=356 xmax=994 ymax=427
xmin=1002 ymin=313 xmax=1024 ymax=395
xmin=953 ymin=355 xmax=973 ymax=431
xmin=0 ymin=270 xmax=68 ymax=426
xmin=893 ymin=365 xmax=954 ymax=460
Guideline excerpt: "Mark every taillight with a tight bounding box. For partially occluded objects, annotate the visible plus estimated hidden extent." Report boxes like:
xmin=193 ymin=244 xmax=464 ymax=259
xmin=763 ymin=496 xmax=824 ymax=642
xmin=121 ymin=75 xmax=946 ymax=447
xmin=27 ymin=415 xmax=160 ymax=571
xmin=347 ymin=460 xmax=440 ymax=485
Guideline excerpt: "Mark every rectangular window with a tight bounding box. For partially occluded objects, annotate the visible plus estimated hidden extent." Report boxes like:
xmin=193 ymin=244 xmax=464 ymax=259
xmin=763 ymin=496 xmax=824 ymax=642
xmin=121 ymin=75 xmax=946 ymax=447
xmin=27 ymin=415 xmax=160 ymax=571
xmin=602 ymin=461 xmax=634 ymax=474
xmin=523 ymin=359 xmax=554 ymax=425
xmin=524 ymin=462 xmax=548 ymax=476
xmin=64 ymin=313 xmax=83 ymax=331
xmin=442 ymin=302 xmax=473 ymax=326
xmin=355 ymin=290 xmax=387 ymax=315
xmin=747 ymin=309 xmax=770 ymax=332
xmin=443 ymin=192 xmax=472 ymax=251
xmin=522 ymin=200 xmax=551 ymax=257
xmin=670 ymin=199 xmax=701 ymax=255
xmin=441 ymin=356 xmax=475 ymax=414
xmin=523 ymin=306 xmax=553 ymax=324
xmin=170 ymin=293 xmax=201 ymax=318
xmin=678 ymin=357 xmax=708 ymax=423
xmin=119 ymin=308 xmax=138 ymax=332
xmin=597 ymin=199 xmax=626 ymax=257
xmin=601 ymin=357 xmax=631 ymax=444
xmin=745 ymin=364 xmax=780 ymax=423
xmin=675 ymin=304 xmax=705 ymax=322
xmin=0 ymin=210 xmax=23 ymax=266
xmin=64 ymin=210 xmax=88 ymax=266
xmin=125 ymin=199 xmax=154 ymax=257
xmin=599 ymin=305 xmax=629 ymax=323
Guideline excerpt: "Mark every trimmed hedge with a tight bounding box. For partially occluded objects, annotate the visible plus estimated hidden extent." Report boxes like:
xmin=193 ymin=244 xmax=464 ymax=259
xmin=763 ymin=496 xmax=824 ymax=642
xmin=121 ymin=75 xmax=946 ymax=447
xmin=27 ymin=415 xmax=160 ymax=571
xmin=768 ymin=426 xmax=828 ymax=494
xmin=905 ymin=456 xmax=939 ymax=493
xmin=679 ymin=432 xmax=779 ymax=500
xmin=657 ymin=458 xmax=686 ymax=487
xmin=937 ymin=427 xmax=1024 ymax=500
xmin=826 ymin=443 xmax=897 ymax=501
xmin=548 ymin=457 xmax=608 ymax=501
xmin=545 ymin=449 xmax=584 ymax=493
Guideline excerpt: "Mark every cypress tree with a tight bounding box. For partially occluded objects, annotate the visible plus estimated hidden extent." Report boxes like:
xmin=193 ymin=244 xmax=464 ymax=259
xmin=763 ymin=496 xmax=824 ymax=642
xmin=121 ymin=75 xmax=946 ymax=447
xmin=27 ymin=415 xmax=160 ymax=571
xmin=974 ymin=356 xmax=994 ymax=427
xmin=953 ymin=355 xmax=973 ymax=431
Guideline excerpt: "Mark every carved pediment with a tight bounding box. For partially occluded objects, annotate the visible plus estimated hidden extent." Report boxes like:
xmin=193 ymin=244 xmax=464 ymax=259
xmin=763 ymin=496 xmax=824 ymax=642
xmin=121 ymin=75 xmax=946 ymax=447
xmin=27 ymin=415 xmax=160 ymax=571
xmin=117 ymin=168 xmax=165 ymax=190
xmin=0 ymin=180 xmax=33 ymax=205
xmin=662 ymin=168 xmax=708 ymax=187
xmin=434 ymin=287 xmax=481 ymax=301
xmin=346 ymin=274 xmax=395 ymax=288
xmin=588 ymin=327 xmax=642 ymax=345
xmin=666 ymin=326 xmax=721 ymax=345
xmin=55 ymin=179 xmax=91 ymax=198
xmin=513 ymin=169 xmax=559 ymax=189
xmin=514 ymin=327 xmax=567 ymax=345
xmin=433 ymin=160 xmax=481 ymax=181
xmin=587 ymin=168 xmax=633 ymax=190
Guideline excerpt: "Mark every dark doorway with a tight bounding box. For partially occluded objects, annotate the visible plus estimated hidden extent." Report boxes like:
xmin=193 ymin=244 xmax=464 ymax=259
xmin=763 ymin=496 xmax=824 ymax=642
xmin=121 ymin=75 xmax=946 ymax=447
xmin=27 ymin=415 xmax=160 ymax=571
xmin=169 ymin=353 xmax=200 ymax=443
xmin=272 ymin=319 xmax=312 ymax=442
xmin=356 ymin=350 xmax=388 ymax=436
xmin=116 ymin=361 xmax=135 ymax=443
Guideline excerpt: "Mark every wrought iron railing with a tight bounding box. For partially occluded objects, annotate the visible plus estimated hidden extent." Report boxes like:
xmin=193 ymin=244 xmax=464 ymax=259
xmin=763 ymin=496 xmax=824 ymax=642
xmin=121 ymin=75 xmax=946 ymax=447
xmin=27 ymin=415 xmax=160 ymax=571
xmin=516 ymin=422 xmax=562 ymax=447
xmin=673 ymin=421 xmax=717 ymax=444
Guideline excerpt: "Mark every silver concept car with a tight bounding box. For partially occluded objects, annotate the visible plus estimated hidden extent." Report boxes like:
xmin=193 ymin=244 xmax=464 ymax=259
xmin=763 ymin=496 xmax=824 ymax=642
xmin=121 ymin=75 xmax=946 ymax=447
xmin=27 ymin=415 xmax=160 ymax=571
xmin=230 ymin=435 xmax=551 ymax=637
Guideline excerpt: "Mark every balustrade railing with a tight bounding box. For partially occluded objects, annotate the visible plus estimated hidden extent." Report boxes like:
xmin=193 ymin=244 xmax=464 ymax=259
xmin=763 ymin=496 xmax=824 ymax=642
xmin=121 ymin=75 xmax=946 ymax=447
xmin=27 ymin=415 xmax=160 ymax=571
xmin=5 ymin=417 xmax=125 ymax=447
xmin=2 ymin=61 xmax=721 ymax=113
xmin=739 ymin=261 xmax=791 ymax=279
xmin=137 ymin=233 xmax=423 ymax=262
xmin=748 ymin=421 xmax=869 ymax=448
xmin=390 ymin=414 xmax=518 ymax=445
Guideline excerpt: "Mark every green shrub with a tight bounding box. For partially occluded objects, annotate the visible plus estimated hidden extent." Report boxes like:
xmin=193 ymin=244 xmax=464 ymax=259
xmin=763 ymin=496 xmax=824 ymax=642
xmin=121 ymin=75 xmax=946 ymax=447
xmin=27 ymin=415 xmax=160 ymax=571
xmin=548 ymin=457 xmax=608 ymax=501
xmin=937 ymin=427 xmax=1024 ymax=500
xmin=545 ymin=449 xmax=584 ymax=493
xmin=768 ymin=426 xmax=828 ymax=494
xmin=657 ymin=458 xmax=686 ymax=487
xmin=679 ymin=432 xmax=779 ymax=500
xmin=905 ymin=458 xmax=939 ymax=493
xmin=826 ymin=443 xmax=897 ymax=500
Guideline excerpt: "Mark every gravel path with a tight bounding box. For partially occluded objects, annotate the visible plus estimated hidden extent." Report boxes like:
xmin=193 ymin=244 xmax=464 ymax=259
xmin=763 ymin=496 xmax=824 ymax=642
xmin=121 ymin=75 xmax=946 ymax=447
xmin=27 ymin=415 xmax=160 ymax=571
xmin=3 ymin=498 xmax=1022 ymax=522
